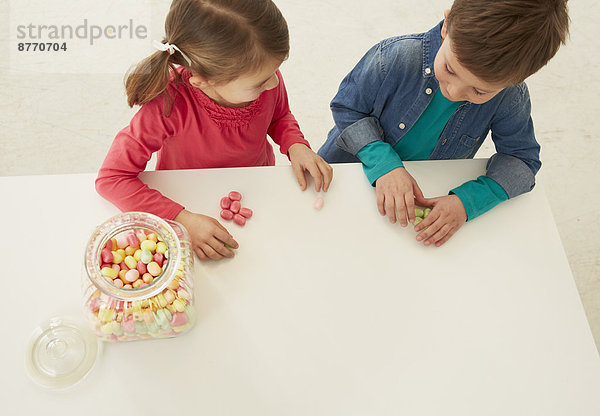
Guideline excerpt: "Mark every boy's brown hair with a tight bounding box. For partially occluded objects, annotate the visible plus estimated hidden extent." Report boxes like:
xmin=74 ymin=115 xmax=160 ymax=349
xmin=125 ymin=0 xmax=289 ymax=113
xmin=446 ymin=0 xmax=570 ymax=85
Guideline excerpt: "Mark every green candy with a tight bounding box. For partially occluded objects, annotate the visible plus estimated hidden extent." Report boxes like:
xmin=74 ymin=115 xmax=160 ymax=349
xmin=224 ymin=244 xmax=236 ymax=251
xmin=424 ymin=208 xmax=431 ymax=218
xmin=414 ymin=217 xmax=423 ymax=226
xmin=414 ymin=208 xmax=424 ymax=218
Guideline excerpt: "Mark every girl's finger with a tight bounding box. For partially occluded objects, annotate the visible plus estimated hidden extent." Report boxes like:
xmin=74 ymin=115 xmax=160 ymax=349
xmin=291 ymin=162 xmax=307 ymax=190
xmin=209 ymin=237 xmax=235 ymax=258
xmin=199 ymin=243 xmax=223 ymax=260
xmin=318 ymin=160 xmax=334 ymax=192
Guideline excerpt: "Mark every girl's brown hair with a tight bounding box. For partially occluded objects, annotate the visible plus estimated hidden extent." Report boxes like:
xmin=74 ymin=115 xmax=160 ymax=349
xmin=125 ymin=0 xmax=289 ymax=113
xmin=446 ymin=0 xmax=570 ymax=85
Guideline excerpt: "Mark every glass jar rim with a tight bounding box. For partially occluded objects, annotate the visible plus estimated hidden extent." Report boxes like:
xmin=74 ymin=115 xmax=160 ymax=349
xmin=84 ymin=212 xmax=182 ymax=301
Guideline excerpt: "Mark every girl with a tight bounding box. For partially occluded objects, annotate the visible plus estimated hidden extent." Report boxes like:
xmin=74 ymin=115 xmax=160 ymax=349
xmin=96 ymin=0 xmax=333 ymax=261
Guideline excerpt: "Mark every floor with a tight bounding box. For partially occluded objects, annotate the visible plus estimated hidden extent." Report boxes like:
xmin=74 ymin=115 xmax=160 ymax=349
xmin=1 ymin=0 xmax=599 ymax=352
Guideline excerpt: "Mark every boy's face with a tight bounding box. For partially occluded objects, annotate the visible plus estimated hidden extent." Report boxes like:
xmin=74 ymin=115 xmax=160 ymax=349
xmin=434 ymin=16 xmax=508 ymax=104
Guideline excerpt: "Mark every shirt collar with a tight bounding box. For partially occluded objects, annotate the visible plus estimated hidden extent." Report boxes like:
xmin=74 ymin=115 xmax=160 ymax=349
xmin=422 ymin=20 xmax=443 ymax=78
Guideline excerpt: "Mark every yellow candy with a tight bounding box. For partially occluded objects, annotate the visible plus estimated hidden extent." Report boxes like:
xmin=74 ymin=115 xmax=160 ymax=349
xmin=101 ymin=267 xmax=118 ymax=279
xmin=147 ymin=261 xmax=162 ymax=277
xmin=175 ymin=270 xmax=185 ymax=279
xmin=142 ymin=273 xmax=153 ymax=284
xmin=132 ymin=279 xmax=143 ymax=288
xmin=156 ymin=241 xmax=167 ymax=254
xmin=112 ymin=251 xmax=124 ymax=264
xmin=125 ymin=246 xmax=136 ymax=256
xmin=100 ymin=323 xmax=113 ymax=335
xmin=167 ymin=278 xmax=180 ymax=290
xmin=173 ymin=298 xmax=186 ymax=312
xmin=124 ymin=255 xmax=137 ymax=269
xmin=156 ymin=293 xmax=168 ymax=308
xmin=163 ymin=289 xmax=176 ymax=304
xmin=140 ymin=240 xmax=157 ymax=252
xmin=146 ymin=233 xmax=158 ymax=243
xmin=133 ymin=249 xmax=142 ymax=262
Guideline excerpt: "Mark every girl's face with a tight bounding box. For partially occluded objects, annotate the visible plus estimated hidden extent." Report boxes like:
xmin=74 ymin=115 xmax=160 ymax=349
xmin=190 ymin=58 xmax=282 ymax=108
xmin=434 ymin=14 xmax=507 ymax=104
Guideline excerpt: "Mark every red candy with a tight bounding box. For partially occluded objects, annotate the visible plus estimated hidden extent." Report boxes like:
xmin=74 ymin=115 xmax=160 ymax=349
xmin=228 ymin=191 xmax=242 ymax=201
xmin=230 ymin=200 xmax=241 ymax=214
xmin=220 ymin=197 xmax=231 ymax=209
xmin=233 ymin=214 xmax=246 ymax=226
xmin=136 ymin=260 xmax=147 ymax=275
xmin=220 ymin=209 xmax=234 ymax=220
xmin=219 ymin=191 xmax=251 ymax=226
xmin=239 ymin=207 xmax=253 ymax=218
xmin=101 ymin=248 xmax=113 ymax=263
xmin=126 ymin=232 xmax=139 ymax=248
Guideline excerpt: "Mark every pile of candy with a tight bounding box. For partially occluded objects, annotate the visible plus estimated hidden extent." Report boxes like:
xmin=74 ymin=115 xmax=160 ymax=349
xmin=86 ymin=226 xmax=195 ymax=342
xmin=99 ymin=229 xmax=168 ymax=289
xmin=86 ymin=270 xmax=195 ymax=341
xmin=220 ymin=191 xmax=253 ymax=226
xmin=413 ymin=207 xmax=432 ymax=225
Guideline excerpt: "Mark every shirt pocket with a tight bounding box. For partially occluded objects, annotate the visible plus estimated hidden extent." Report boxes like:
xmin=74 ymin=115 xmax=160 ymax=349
xmin=454 ymin=134 xmax=481 ymax=159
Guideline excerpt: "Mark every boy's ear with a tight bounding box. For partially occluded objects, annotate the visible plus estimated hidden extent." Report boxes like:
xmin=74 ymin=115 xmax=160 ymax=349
xmin=441 ymin=9 xmax=450 ymax=41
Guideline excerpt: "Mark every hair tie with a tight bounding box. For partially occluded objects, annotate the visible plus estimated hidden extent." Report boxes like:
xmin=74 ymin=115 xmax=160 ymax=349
xmin=152 ymin=40 xmax=192 ymax=66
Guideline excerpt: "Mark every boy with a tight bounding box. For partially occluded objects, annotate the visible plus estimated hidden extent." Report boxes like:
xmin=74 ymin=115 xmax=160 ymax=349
xmin=318 ymin=0 xmax=569 ymax=247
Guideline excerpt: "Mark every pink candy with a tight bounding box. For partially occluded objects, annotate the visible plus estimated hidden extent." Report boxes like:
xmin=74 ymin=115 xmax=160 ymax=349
xmin=136 ymin=260 xmax=147 ymax=275
xmin=239 ymin=207 xmax=253 ymax=218
xmin=126 ymin=232 xmax=139 ymax=248
xmin=230 ymin=200 xmax=241 ymax=214
xmin=219 ymin=191 xmax=252 ymax=227
xmin=220 ymin=197 xmax=231 ymax=209
xmin=228 ymin=191 xmax=242 ymax=201
xmin=170 ymin=312 xmax=188 ymax=327
xmin=124 ymin=269 xmax=139 ymax=283
xmin=220 ymin=209 xmax=234 ymax=220
xmin=101 ymin=248 xmax=113 ymax=263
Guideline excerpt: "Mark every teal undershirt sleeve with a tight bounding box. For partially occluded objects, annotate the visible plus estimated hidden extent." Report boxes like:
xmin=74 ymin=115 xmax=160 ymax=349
xmin=357 ymin=141 xmax=404 ymax=185
xmin=450 ymin=175 xmax=508 ymax=220
xmin=354 ymin=89 xmax=510 ymax=221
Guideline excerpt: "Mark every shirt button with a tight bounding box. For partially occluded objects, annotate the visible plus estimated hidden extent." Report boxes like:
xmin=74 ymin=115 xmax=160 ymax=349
xmin=425 ymin=88 xmax=432 ymax=95
xmin=399 ymin=123 xmax=406 ymax=129
xmin=442 ymin=139 xmax=447 ymax=145
xmin=424 ymin=67 xmax=431 ymax=74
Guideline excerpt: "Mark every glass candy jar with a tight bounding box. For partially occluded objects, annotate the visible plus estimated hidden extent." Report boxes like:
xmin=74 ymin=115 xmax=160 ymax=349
xmin=83 ymin=212 xmax=195 ymax=342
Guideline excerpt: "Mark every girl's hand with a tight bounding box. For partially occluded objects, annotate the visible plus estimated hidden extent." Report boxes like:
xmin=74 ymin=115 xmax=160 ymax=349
xmin=288 ymin=143 xmax=333 ymax=192
xmin=414 ymin=194 xmax=467 ymax=247
xmin=174 ymin=209 xmax=239 ymax=260
xmin=375 ymin=167 xmax=427 ymax=227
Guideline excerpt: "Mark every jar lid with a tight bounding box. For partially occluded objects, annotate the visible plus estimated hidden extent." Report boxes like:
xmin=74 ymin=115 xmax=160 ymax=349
xmin=25 ymin=317 xmax=100 ymax=390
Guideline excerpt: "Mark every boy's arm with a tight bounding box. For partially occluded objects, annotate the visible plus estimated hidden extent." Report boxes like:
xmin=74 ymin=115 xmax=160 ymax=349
xmin=448 ymin=83 xmax=539 ymax=221
xmin=486 ymin=83 xmax=540 ymax=199
xmin=267 ymin=70 xmax=311 ymax=157
xmin=330 ymin=42 xmax=388 ymax=156
xmin=95 ymin=103 xmax=184 ymax=220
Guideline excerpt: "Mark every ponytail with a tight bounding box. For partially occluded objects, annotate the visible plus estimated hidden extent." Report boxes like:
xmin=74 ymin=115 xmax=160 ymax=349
xmin=124 ymin=50 xmax=182 ymax=113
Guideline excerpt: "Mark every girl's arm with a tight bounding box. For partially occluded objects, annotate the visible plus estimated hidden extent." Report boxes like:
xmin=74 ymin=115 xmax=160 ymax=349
xmin=95 ymin=102 xmax=184 ymax=220
xmin=267 ymin=70 xmax=311 ymax=156
xmin=268 ymin=71 xmax=333 ymax=192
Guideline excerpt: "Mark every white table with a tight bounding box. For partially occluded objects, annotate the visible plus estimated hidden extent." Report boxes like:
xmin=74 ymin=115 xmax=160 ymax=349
xmin=2 ymin=160 xmax=599 ymax=415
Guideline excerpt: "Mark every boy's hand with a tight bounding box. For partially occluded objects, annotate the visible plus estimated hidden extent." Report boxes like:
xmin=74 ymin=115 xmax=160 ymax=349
xmin=414 ymin=194 xmax=467 ymax=247
xmin=174 ymin=209 xmax=239 ymax=260
xmin=288 ymin=143 xmax=333 ymax=192
xmin=375 ymin=167 xmax=427 ymax=226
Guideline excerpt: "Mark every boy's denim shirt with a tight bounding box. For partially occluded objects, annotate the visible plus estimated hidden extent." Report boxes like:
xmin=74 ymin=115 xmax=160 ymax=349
xmin=318 ymin=21 xmax=540 ymax=199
